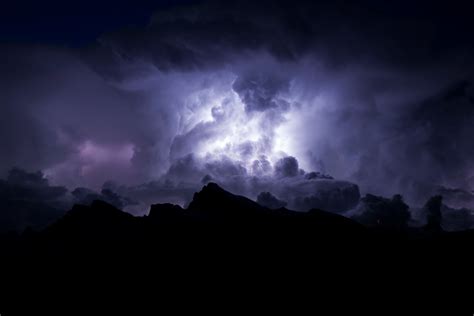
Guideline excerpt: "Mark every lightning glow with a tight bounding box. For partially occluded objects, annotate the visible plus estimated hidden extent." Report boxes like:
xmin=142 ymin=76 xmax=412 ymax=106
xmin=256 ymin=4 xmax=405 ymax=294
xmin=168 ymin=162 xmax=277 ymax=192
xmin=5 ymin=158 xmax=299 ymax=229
xmin=180 ymin=82 xmax=297 ymax=174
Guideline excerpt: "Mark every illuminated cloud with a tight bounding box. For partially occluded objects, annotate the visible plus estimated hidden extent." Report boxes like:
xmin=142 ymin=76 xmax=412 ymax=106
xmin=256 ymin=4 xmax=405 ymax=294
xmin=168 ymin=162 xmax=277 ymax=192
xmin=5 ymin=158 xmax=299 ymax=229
xmin=1 ymin=0 xmax=474 ymax=223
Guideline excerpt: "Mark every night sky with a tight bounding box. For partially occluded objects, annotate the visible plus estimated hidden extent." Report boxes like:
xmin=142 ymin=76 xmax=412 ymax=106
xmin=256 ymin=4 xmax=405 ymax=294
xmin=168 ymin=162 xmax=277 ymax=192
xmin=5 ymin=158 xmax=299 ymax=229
xmin=1 ymin=0 xmax=474 ymax=231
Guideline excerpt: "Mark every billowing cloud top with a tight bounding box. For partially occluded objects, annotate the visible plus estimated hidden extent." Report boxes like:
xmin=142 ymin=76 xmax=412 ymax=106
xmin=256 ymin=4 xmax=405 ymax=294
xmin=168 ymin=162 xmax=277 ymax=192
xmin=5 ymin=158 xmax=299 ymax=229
xmin=1 ymin=0 xmax=474 ymax=223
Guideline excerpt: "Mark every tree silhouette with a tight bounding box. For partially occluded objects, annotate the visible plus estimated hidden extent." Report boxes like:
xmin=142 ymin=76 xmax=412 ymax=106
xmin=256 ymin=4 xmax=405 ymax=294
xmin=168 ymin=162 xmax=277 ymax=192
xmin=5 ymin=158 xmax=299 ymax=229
xmin=425 ymin=195 xmax=443 ymax=233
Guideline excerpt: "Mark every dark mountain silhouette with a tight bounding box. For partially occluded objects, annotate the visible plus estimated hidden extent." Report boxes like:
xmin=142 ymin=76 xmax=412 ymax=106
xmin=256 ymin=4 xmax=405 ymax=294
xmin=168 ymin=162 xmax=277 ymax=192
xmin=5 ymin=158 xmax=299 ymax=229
xmin=1 ymin=183 xmax=474 ymax=313
xmin=26 ymin=182 xmax=367 ymax=247
xmin=44 ymin=200 xmax=137 ymax=239
xmin=188 ymin=182 xmax=271 ymax=220
xmin=3 ymin=182 xmax=474 ymax=249
xmin=148 ymin=202 xmax=186 ymax=222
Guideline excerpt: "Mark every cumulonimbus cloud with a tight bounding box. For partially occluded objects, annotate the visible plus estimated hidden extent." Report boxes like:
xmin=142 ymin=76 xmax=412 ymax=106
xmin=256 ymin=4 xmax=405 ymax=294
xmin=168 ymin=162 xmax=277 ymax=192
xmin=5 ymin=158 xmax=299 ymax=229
xmin=1 ymin=0 xmax=474 ymax=231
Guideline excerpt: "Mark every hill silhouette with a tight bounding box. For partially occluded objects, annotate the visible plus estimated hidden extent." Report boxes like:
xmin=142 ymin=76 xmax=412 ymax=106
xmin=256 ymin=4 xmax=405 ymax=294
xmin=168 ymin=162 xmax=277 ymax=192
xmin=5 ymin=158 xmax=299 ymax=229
xmin=1 ymin=183 xmax=474 ymax=313
xmin=29 ymin=182 xmax=368 ymax=246
xmin=3 ymin=182 xmax=474 ymax=251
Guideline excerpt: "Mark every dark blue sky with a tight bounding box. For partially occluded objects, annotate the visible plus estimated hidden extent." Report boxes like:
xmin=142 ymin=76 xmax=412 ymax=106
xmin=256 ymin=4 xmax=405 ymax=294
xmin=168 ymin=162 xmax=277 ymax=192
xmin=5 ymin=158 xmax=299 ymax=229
xmin=0 ymin=0 xmax=200 ymax=46
xmin=1 ymin=0 xmax=473 ymax=49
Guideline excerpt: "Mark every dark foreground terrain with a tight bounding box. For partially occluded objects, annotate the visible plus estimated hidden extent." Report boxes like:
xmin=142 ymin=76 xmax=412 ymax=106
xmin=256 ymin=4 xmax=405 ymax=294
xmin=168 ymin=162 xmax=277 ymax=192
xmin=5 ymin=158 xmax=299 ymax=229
xmin=1 ymin=183 xmax=474 ymax=313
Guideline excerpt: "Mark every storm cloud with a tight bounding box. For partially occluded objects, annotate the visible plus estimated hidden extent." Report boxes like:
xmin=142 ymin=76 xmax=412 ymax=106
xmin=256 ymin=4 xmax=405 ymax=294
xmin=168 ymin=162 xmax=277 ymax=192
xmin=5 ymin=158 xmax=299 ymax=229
xmin=0 ymin=168 xmax=69 ymax=231
xmin=1 ymin=0 xmax=474 ymax=228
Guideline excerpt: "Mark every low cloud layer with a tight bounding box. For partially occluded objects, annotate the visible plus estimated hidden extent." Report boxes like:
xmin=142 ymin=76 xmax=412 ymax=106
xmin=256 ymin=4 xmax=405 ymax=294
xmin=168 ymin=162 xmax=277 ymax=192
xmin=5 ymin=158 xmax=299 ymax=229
xmin=0 ymin=168 xmax=69 ymax=231
xmin=0 ymin=168 xmax=137 ymax=232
